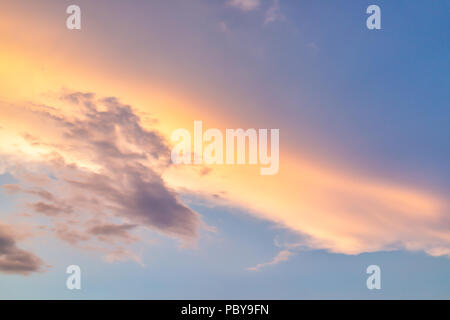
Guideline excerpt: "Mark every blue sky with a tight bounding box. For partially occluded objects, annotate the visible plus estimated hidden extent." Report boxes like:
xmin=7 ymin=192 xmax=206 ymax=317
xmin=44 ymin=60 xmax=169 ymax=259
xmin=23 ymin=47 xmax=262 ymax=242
xmin=1 ymin=188 xmax=449 ymax=299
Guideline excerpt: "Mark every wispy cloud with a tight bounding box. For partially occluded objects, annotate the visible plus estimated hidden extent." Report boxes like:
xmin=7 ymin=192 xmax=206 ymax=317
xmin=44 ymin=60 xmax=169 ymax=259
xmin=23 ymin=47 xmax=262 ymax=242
xmin=218 ymin=21 xmax=229 ymax=33
xmin=228 ymin=0 xmax=261 ymax=12
xmin=264 ymin=0 xmax=284 ymax=24
xmin=247 ymin=250 xmax=294 ymax=271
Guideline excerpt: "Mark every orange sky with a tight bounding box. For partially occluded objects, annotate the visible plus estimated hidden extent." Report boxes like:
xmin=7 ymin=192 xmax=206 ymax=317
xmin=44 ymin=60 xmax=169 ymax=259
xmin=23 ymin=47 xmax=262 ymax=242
xmin=0 ymin=6 xmax=449 ymax=258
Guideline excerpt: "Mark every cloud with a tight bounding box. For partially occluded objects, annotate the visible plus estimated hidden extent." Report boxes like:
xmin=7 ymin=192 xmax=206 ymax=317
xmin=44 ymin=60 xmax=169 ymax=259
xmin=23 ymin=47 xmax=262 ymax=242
xmin=104 ymin=246 xmax=144 ymax=266
xmin=30 ymin=201 xmax=73 ymax=216
xmin=1 ymin=87 xmax=449 ymax=275
xmin=165 ymin=148 xmax=450 ymax=259
xmin=0 ymin=91 xmax=201 ymax=267
xmin=247 ymin=250 xmax=293 ymax=271
xmin=88 ymin=223 xmax=138 ymax=243
xmin=0 ymin=223 xmax=45 ymax=275
xmin=228 ymin=0 xmax=260 ymax=12
xmin=307 ymin=42 xmax=320 ymax=53
xmin=218 ymin=21 xmax=229 ymax=33
xmin=264 ymin=0 xmax=284 ymax=24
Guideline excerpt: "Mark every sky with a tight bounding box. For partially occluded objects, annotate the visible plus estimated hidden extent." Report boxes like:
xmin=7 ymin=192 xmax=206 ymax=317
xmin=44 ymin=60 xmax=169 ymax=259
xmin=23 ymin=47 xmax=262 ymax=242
xmin=0 ymin=0 xmax=449 ymax=299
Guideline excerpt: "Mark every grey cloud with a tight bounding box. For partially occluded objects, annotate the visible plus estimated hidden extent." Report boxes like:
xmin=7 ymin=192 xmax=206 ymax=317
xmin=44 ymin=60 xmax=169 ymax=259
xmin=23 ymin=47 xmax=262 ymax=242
xmin=28 ymin=189 xmax=55 ymax=201
xmin=0 ymin=224 xmax=44 ymax=275
xmin=2 ymin=185 xmax=72 ymax=216
xmin=60 ymin=93 xmax=170 ymax=162
xmin=89 ymin=223 xmax=137 ymax=236
xmin=64 ymin=163 xmax=199 ymax=238
xmin=5 ymin=91 xmax=200 ymax=265
xmin=88 ymin=223 xmax=138 ymax=243
xmin=30 ymin=201 xmax=73 ymax=216
xmin=52 ymin=223 xmax=90 ymax=245
xmin=62 ymin=91 xmax=95 ymax=107
xmin=54 ymin=92 xmax=198 ymax=238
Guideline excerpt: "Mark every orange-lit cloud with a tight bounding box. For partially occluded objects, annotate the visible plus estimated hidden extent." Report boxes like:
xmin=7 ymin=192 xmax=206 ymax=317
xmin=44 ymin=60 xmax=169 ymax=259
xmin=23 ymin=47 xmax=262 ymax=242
xmin=0 ymin=93 xmax=201 ymax=266
xmin=1 ymin=90 xmax=448 ymax=264
xmin=0 ymin=4 xmax=448 ymax=276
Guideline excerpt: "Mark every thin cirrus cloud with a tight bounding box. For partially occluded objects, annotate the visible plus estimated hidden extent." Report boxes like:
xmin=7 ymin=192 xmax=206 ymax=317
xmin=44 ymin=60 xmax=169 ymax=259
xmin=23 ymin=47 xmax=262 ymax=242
xmin=227 ymin=0 xmax=284 ymax=25
xmin=0 ymin=92 xmax=201 ymax=272
xmin=247 ymin=250 xmax=294 ymax=271
xmin=264 ymin=0 xmax=284 ymax=24
xmin=228 ymin=0 xmax=261 ymax=12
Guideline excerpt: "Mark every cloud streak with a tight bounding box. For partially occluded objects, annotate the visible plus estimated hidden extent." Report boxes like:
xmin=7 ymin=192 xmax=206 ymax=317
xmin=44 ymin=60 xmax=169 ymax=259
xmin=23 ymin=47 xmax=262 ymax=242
xmin=264 ymin=0 xmax=284 ymax=24
xmin=228 ymin=0 xmax=260 ymax=12
xmin=247 ymin=250 xmax=293 ymax=271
